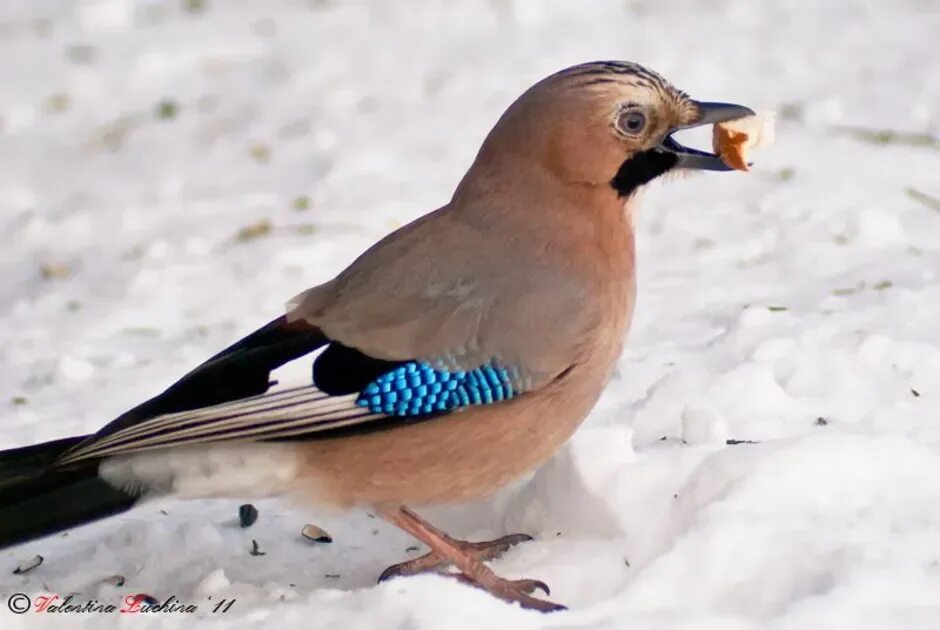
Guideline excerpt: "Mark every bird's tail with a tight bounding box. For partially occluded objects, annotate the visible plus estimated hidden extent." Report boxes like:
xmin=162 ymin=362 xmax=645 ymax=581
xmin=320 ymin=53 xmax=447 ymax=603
xmin=0 ymin=436 xmax=138 ymax=549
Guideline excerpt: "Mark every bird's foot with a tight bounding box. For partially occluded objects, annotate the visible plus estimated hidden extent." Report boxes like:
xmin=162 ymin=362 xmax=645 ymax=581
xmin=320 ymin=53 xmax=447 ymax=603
xmin=447 ymin=572 xmax=564 ymax=612
xmin=378 ymin=532 xmax=533 ymax=581
xmin=376 ymin=505 xmax=565 ymax=612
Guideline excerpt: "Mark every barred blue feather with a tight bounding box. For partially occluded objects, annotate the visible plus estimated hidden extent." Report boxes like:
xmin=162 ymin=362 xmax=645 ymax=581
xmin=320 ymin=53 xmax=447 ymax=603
xmin=356 ymin=361 xmax=517 ymax=416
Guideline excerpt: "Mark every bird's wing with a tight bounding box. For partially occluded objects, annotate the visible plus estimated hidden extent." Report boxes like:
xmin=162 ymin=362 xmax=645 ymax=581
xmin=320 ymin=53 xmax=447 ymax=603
xmin=58 ymin=316 xmax=343 ymax=464
xmin=57 ymin=384 xmax=390 ymax=464
xmin=94 ymin=316 xmax=329 ymax=438
xmin=58 ymin=210 xmax=596 ymax=465
xmin=290 ymin=209 xmax=596 ymax=388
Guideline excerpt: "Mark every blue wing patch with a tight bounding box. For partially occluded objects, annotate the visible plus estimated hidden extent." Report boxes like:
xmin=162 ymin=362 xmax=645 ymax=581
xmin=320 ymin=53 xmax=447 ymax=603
xmin=356 ymin=361 xmax=518 ymax=416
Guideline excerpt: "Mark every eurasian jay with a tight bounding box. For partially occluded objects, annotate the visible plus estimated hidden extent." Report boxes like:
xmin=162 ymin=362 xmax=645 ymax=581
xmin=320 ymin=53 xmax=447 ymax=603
xmin=0 ymin=61 xmax=753 ymax=611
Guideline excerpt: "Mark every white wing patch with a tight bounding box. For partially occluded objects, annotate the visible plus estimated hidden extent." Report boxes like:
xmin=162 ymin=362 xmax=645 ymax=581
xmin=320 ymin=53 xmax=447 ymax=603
xmin=99 ymin=442 xmax=303 ymax=499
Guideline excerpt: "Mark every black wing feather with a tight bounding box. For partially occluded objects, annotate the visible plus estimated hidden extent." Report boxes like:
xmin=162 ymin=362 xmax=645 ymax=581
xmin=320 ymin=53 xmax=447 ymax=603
xmin=95 ymin=316 xmax=328 ymax=438
xmin=59 ymin=317 xmax=442 ymax=463
xmin=312 ymin=341 xmax=404 ymax=395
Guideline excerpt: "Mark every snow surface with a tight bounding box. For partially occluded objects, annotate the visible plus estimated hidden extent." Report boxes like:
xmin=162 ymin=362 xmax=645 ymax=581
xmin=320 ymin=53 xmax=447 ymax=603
xmin=2 ymin=0 xmax=940 ymax=628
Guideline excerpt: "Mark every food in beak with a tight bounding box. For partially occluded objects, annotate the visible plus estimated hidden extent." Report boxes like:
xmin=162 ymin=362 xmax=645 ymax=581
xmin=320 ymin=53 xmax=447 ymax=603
xmin=712 ymin=113 xmax=776 ymax=171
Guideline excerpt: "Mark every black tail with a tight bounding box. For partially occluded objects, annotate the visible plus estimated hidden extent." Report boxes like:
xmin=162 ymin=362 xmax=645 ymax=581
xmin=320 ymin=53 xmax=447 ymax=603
xmin=0 ymin=437 xmax=139 ymax=549
xmin=0 ymin=316 xmax=327 ymax=549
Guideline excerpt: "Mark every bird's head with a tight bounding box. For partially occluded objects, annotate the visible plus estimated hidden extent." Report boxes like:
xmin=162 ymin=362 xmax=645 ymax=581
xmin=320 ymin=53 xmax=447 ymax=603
xmin=471 ymin=61 xmax=754 ymax=199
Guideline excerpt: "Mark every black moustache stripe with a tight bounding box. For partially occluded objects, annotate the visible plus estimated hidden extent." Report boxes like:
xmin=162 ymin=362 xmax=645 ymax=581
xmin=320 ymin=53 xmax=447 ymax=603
xmin=610 ymin=149 xmax=679 ymax=198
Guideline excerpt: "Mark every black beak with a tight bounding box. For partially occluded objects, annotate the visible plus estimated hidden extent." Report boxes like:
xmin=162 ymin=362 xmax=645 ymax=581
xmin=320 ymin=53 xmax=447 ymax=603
xmin=657 ymin=100 xmax=756 ymax=171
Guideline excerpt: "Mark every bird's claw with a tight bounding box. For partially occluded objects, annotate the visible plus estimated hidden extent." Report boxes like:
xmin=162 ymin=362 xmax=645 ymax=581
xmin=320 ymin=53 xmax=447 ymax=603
xmin=514 ymin=578 xmax=551 ymax=596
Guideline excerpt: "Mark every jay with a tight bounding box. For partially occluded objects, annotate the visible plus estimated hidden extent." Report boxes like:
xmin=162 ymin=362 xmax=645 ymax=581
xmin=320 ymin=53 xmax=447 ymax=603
xmin=0 ymin=61 xmax=752 ymax=611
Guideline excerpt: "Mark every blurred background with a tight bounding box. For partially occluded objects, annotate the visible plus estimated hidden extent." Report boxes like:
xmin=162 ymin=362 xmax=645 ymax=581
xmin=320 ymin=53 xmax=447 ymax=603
xmin=1 ymin=0 xmax=937 ymax=438
xmin=1 ymin=2 xmax=940 ymax=627
xmin=0 ymin=0 xmax=940 ymax=438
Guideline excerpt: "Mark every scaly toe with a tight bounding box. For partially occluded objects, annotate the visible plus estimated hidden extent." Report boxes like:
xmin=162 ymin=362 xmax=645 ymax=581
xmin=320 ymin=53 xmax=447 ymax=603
xmin=464 ymin=533 xmax=534 ymax=556
xmin=445 ymin=573 xmax=561 ymax=611
xmin=380 ymin=532 xmax=536 ymax=583
xmin=515 ymin=592 xmax=567 ymax=613
xmin=466 ymin=532 xmax=533 ymax=550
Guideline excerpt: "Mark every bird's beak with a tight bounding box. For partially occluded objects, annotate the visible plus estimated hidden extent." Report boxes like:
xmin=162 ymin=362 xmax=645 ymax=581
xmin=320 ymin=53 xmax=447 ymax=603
xmin=656 ymin=100 xmax=756 ymax=171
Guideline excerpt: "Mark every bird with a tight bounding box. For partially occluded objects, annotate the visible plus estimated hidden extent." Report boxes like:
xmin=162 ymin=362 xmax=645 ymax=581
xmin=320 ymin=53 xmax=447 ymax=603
xmin=0 ymin=60 xmax=753 ymax=612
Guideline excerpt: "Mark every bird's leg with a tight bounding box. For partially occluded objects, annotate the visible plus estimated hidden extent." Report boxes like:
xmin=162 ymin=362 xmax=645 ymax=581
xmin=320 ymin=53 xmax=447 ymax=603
xmin=376 ymin=505 xmax=565 ymax=612
xmin=378 ymin=532 xmax=534 ymax=580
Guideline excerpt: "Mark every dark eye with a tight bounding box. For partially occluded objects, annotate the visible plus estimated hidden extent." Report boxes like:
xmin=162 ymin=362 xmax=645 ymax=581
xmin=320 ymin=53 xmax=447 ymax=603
xmin=617 ymin=110 xmax=646 ymax=134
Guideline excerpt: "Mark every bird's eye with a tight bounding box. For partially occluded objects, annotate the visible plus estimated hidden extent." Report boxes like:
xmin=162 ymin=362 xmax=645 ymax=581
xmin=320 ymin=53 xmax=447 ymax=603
xmin=617 ymin=110 xmax=646 ymax=135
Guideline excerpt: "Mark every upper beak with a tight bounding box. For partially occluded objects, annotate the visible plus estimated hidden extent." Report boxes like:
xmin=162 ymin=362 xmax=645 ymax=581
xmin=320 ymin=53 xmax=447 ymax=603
xmin=657 ymin=100 xmax=756 ymax=171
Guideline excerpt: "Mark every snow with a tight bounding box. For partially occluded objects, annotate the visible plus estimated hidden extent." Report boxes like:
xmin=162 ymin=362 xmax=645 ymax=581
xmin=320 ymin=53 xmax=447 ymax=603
xmin=2 ymin=0 xmax=940 ymax=628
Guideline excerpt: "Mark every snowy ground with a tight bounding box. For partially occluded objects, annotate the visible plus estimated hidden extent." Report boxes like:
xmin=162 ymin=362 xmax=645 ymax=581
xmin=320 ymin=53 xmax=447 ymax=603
xmin=2 ymin=0 xmax=940 ymax=628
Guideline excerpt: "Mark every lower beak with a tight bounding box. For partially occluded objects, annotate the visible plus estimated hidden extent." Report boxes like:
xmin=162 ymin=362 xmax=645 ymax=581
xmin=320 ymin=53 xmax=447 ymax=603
xmin=657 ymin=100 xmax=756 ymax=171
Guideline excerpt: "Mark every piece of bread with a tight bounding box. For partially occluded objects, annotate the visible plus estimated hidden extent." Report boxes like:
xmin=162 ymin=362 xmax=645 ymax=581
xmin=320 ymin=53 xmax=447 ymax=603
xmin=713 ymin=113 xmax=775 ymax=171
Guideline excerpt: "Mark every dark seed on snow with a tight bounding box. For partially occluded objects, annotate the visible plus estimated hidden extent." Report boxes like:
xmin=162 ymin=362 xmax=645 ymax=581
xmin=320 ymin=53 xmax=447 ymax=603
xmin=250 ymin=539 xmax=266 ymax=556
xmin=102 ymin=574 xmax=126 ymax=587
xmin=301 ymin=524 xmax=332 ymax=543
xmin=239 ymin=504 xmax=259 ymax=528
xmin=14 ymin=555 xmax=43 ymax=574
